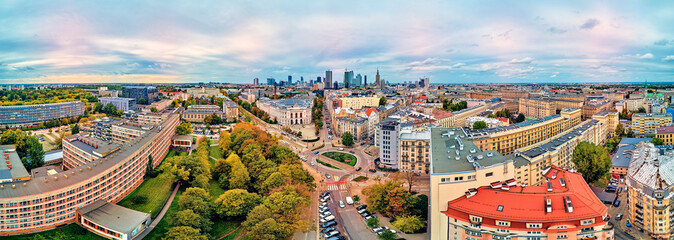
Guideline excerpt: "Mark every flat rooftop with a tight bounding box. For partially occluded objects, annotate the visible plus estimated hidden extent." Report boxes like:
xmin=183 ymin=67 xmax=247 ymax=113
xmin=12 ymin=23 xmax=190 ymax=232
xmin=67 ymin=135 xmax=120 ymax=158
xmin=430 ymin=128 xmax=510 ymax=174
xmin=0 ymin=145 xmax=30 ymax=182
xmin=518 ymin=120 xmax=599 ymax=159
xmin=465 ymin=115 xmax=561 ymax=138
xmin=77 ymin=200 xmax=150 ymax=234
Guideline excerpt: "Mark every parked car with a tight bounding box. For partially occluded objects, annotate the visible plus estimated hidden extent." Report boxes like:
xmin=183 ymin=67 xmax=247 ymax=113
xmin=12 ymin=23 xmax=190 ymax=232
xmin=345 ymin=196 xmax=354 ymax=205
xmin=320 ymin=202 xmax=328 ymax=208
xmin=355 ymin=167 xmax=361 ymax=171
xmin=372 ymin=227 xmax=385 ymax=233
xmin=320 ymin=211 xmax=332 ymax=218
xmin=326 ymin=236 xmax=345 ymax=240
xmin=325 ymin=173 xmax=331 ymax=179
xmin=617 ymin=187 xmax=623 ymax=193
xmin=324 ymin=231 xmax=340 ymax=238
xmin=358 ymin=208 xmax=369 ymax=214
xmin=320 ymin=196 xmax=330 ymax=202
xmin=369 ymin=169 xmax=377 ymax=173
xmin=320 ymin=215 xmax=336 ymax=223
xmin=310 ymin=161 xmax=315 ymax=166
xmin=357 ymin=204 xmax=368 ymax=210
xmin=321 ymin=227 xmax=336 ymax=234
xmin=616 ymin=214 xmax=623 ymax=220
xmin=339 ymin=200 xmax=345 ymax=208
xmin=314 ymin=151 xmax=320 ymax=154
xmin=613 ymin=200 xmax=621 ymax=207
xmin=626 ymin=219 xmax=632 ymax=227
xmin=361 ymin=212 xmax=371 ymax=218
xmin=338 ymin=148 xmax=344 ymax=151
xmin=320 ymin=221 xmax=337 ymax=228
xmin=320 ymin=191 xmax=330 ymax=198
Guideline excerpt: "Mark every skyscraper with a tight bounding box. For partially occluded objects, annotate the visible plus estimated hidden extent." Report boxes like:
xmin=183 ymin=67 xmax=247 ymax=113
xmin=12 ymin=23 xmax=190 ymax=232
xmin=253 ymin=77 xmax=259 ymax=86
xmin=267 ymin=77 xmax=275 ymax=86
xmin=334 ymin=82 xmax=338 ymax=89
xmin=344 ymin=70 xmax=354 ymax=88
xmin=288 ymin=75 xmax=292 ymax=85
xmin=364 ymin=75 xmax=367 ymax=86
xmin=325 ymin=70 xmax=333 ymax=89
xmin=317 ymin=76 xmax=322 ymax=83
xmin=355 ymin=74 xmax=362 ymax=87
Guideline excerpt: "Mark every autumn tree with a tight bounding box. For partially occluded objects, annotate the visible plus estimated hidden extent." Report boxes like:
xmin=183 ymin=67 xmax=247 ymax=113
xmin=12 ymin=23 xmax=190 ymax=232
xmin=219 ymin=131 xmax=232 ymax=157
xmin=615 ymin=123 xmax=625 ymax=136
xmin=392 ymin=215 xmax=425 ymax=233
xmin=168 ymin=209 xmax=213 ymax=234
xmin=224 ymin=153 xmax=250 ymax=190
xmin=214 ymin=189 xmax=262 ymax=218
xmin=177 ymin=187 xmax=213 ymax=218
xmin=162 ymin=226 xmax=208 ymax=240
xmin=176 ymin=122 xmax=192 ymax=135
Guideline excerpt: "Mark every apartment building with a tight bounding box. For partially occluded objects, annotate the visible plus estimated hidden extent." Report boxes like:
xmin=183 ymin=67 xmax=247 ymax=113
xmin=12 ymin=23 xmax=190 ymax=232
xmin=0 ymin=101 xmax=85 ymax=128
xmin=518 ymin=97 xmax=583 ymax=118
xmin=98 ymin=97 xmax=136 ymax=112
xmin=0 ymin=114 xmax=178 ymax=235
xmin=582 ymin=101 xmax=612 ymax=119
xmin=398 ymin=128 xmax=430 ymax=174
xmin=465 ymin=116 xmax=508 ymax=129
xmin=337 ymin=95 xmax=380 ymax=109
xmin=632 ymin=113 xmax=673 ymax=136
xmin=110 ymin=122 xmax=151 ymax=145
xmin=432 ymin=109 xmax=454 ymax=127
xmin=656 ymin=126 xmax=674 ymax=145
xmin=379 ymin=119 xmax=401 ymax=169
xmin=62 ymin=135 xmax=121 ymax=170
xmin=626 ymin=142 xmax=674 ymax=238
xmin=466 ymin=108 xmax=581 ymax=155
xmin=452 ymin=104 xmax=491 ymax=128
xmin=591 ymin=111 xmax=619 ymax=142
xmin=335 ymin=117 xmax=368 ymax=141
xmin=444 ymin=167 xmax=613 ymax=240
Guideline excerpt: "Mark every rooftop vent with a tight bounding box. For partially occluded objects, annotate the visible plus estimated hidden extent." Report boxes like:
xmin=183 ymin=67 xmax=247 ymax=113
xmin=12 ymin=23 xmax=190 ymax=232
xmin=501 ymin=185 xmax=510 ymax=191
xmin=551 ymin=174 xmax=557 ymax=179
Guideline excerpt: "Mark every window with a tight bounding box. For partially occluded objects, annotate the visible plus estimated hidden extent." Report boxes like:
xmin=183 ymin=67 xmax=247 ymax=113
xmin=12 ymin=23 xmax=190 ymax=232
xmin=497 ymin=205 xmax=504 ymax=212
xmin=527 ymin=223 xmax=542 ymax=229
xmin=486 ymin=172 xmax=493 ymax=177
xmin=557 ymin=235 xmax=568 ymax=239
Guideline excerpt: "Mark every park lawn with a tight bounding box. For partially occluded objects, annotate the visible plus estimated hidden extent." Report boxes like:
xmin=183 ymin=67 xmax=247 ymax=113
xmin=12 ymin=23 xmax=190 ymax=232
xmin=0 ymin=224 xmax=106 ymax=240
xmin=210 ymin=220 xmax=242 ymax=239
xmin=144 ymin=187 xmax=185 ymax=240
xmin=210 ymin=145 xmax=223 ymax=160
xmin=322 ymin=152 xmax=357 ymax=166
xmin=118 ymin=173 xmax=175 ymax=218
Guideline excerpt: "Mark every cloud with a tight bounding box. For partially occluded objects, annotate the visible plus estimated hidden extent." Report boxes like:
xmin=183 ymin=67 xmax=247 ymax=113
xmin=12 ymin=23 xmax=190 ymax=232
xmin=451 ymin=63 xmax=465 ymax=68
xmin=637 ymin=53 xmax=654 ymax=59
xmin=510 ymin=57 xmax=533 ymax=64
xmin=550 ymin=74 xmax=557 ymax=78
xmin=547 ymin=27 xmax=566 ymax=34
xmin=273 ymin=66 xmax=290 ymax=74
xmin=663 ymin=56 xmax=674 ymax=61
xmin=579 ymin=18 xmax=601 ymax=29
xmin=654 ymin=39 xmax=674 ymax=46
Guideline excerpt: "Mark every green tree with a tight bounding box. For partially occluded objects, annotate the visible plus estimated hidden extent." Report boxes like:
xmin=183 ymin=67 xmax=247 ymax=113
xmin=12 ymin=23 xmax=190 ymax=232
xmin=138 ymin=97 xmax=147 ymax=105
xmin=24 ymin=136 xmax=44 ymax=170
xmin=366 ymin=217 xmax=380 ymax=228
xmin=247 ymin=218 xmax=285 ymax=240
xmin=242 ymin=205 xmax=274 ymax=228
xmin=342 ymin=132 xmax=354 ymax=146
xmin=572 ymin=141 xmax=612 ymax=184
xmin=652 ymin=137 xmax=664 ymax=145
xmin=168 ymin=209 xmax=212 ymax=233
xmin=378 ymin=230 xmax=396 ymax=240
xmin=102 ymin=103 xmax=117 ymax=115
xmin=515 ymin=113 xmax=526 ymax=123
xmin=176 ymin=122 xmax=193 ymax=135
xmin=626 ymin=127 xmax=635 ymax=138
xmin=177 ymin=187 xmax=212 ymax=217
xmin=214 ymin=189 xmax=262 ymax=218
xmin=204 ymin=113 xmax=222 ymax=125
xmin=392 ymin=215 xmax=425 ymax=233
xmin=487 ymin=113 xmax=495 ymax=118
xmin=637 ymin=107 xmax=646 ymax=113
xmin=472 ymin=121 xmax=488 ymax=130
xmin=71 ymin=124 xmax=80 ymax=134
xmin=150 ymin=107 xmax=158 ymax=112
xmin=93 ymin=102 xmax=103 ymax=113
xmin=379 ymin=96 xmax=387 ymax=106
xmin=162 ymin=226 xmax=208 ymax=240
xmin=615 ymin=123 xmax=625 ymax=136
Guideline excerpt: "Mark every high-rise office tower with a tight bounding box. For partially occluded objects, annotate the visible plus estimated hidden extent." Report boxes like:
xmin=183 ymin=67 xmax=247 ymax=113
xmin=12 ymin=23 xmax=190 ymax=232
xmin=344 ymin=70 xmax=354 ymax=88
xmin=325 ymin=70 xmax=333 ymax=89
xmin=355 ymin=74 xmax=362 ymax=87
xmin=334 ymin=82 xmax=339 ymax=89
xmin=267 ymin=77 xmax=275 ymax=86
xmin=288 ymin=75 xmax=292 ymax=85
xmin=253 ymin=77 xmax=259 ymax=86
xmin=364 ymin=75 xmax=367 ymax=86
xmin=317 ymin=76 xmax=322 ymax=83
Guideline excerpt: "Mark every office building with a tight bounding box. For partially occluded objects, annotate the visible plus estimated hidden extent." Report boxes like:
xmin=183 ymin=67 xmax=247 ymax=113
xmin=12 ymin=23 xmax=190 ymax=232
xmin=122 ymin=86 xmax=157 ymax=104
xmin=610 ymin=138 xmax=650 ymax=176
xmin=266 ymin=78 xmax=276 ymax=86
xmin=325 ymin=70 xmax=332 ymax=89
xmin=288 ymin=75 xmax=292 ymax=85
xmin=253 ymin=77 xmax=259 ymax=86
xmin=632 ymin=113 xmax=673 ymax=136
xmin=0 ymin=101 xmax=85 ymax=128
xmin=379 ymin=119 xmax=401 ymax=169
xmin=344 ymin=70 xmax=354 ymax=88
xmin=98 ymin=97 xmax=136 ymax=112
xmin=443 ymin=166 xmax=613 ymax=240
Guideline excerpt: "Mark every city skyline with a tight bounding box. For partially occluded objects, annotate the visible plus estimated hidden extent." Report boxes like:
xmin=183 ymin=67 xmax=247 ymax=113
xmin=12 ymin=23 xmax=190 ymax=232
xmin=1 ymin=0 xmax=674 ymax=84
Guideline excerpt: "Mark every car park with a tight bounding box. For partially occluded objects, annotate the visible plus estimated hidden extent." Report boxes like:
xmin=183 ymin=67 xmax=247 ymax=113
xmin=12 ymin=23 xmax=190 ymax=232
xmin=339 ymin=201 xmax=345 ymax=208
xmin=321 ymin=221 xmax=337 ymax=228
xmin=357 ymin=205 xmax=368 ymax=210
xmin=321 ymin=227 xmax=336 ymax=234
xmin=324 ymin=231 xmax=340 ymax=238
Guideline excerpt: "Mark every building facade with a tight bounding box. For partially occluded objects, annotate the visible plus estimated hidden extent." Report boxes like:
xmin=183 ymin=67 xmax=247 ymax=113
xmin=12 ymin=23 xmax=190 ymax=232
xmin=256 ymin=98 xmax=313 ymax=126
xmin=122 ymin=86 xmax=157 ymax=104
xmin=335 ymin=117 xmax=368 ymax=141
xmin=632 ymin=113 xmax=673 ymax=136
xmin=337 ymin=95 xmax=380 ymax=109
xmin=222 ymin=98 xmax=239 ymax=122
xmin=0 ymin=101 xmax=84 ymax=128
xmin=98 ymin=98 xmax=136 ymax=112
xmin=399 ymin=128 xmax=430 ymax=174
xmin=379 ymin=120 xmax=400 ymax=169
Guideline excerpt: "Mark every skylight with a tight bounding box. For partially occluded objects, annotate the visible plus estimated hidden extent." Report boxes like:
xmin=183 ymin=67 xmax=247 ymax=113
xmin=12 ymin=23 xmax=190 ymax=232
xmin=497 ymin=205 xmax=504 ymax=212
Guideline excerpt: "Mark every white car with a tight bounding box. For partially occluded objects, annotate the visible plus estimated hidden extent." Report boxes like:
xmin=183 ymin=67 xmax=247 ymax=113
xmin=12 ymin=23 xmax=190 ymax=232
xmin=339 ymin=201 xmax=345 ymax=208
xmin=320 ymin=211 xmax=332 ymax=218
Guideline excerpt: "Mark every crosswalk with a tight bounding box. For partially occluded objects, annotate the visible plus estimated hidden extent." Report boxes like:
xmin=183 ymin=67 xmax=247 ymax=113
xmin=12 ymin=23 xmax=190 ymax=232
xmin=327 ymin=183 xmax=348 ymax=191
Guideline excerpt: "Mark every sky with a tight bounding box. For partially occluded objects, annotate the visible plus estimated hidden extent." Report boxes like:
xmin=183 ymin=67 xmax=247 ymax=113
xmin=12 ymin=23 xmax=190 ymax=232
xmin=0 ymin=0 xmax=673 ymax=84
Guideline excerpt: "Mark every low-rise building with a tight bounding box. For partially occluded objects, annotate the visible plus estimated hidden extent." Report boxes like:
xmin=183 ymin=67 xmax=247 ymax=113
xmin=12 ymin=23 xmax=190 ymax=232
xmin=222 ymin=98 xmax=239 ymax=122
xmin=99 ymin=97 xmax=137 ymax=112
xmin=465 ymin=116 xmax=508 ymax=129
xmin=656 ymin=126 xmax=674 ymax=145
xmin=632 ymin=112 xmax=673 ymax=136
xmin=77 ymin=200 xmax=151 ymax=240
xmin=335 ymin=117 xmax=368 ymax=141
xmin=256 ymin=98 xmax=313 ymax=126
xmin=182 ymin=105 xmax=223 ymax=123
xmin=0 ymin=146 xmax=31 ymax=183
xmin=610 ymin=138 xmax=650 ymax=176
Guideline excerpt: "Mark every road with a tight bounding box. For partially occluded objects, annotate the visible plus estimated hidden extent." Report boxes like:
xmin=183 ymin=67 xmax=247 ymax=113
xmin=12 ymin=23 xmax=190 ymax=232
xmin=606 ymin=179 xmax=646 ymax=240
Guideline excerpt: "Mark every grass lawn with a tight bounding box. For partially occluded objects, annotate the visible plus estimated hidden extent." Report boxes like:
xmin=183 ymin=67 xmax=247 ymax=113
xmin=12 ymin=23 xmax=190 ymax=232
xmin=0 ymin=224 xmax=106 ymax=240
xmin=210 ymin=220 xmax=241 ymax=239
xmin=210 ymin=145 xmax=223 ymax=160
xmin=118 ymin=173 xmax=175 ymax=218
xmin=322 ymin=152 xmax=357 ymax=166
xmin=316 ymin=159 xmax=341 ymax=170
xmin=144 ymin=187 xmax=185 ymax=240
xmin=210 ymin=139 xmax=218 ymax=145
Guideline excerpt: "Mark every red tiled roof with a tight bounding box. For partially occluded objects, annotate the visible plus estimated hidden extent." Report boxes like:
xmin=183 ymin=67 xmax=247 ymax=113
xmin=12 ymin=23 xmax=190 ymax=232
xmin=498 ymin=117 xmax=508 ymax=122
xmin=432 ymin=109 xmax=453 ymax=119
xmin=657 ymin=126 xmax=674 ymax=134
xmin=364 ymin=108 xmax=377 ymax=116
xmin=420 ymin=96 xmax=428 ymax=99
xmin=414 ymin=100 xmax=422 ymax=103
xmin=443 ymin=166 xmax=607 ymax=223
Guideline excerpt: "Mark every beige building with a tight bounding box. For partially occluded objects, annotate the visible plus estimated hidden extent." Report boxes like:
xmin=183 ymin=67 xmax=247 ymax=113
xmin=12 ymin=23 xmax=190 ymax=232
xmin=398 ymin=128 xmax=430 ymax=174
xmin=452 ymin=104 xmax=491 ymax=127
xmin=582 ymin=101 xmax=612 ymax=119
xmin=182 ymin=105 xmax=223 ymax=123
xmin=632 ymin=112 xmax=673 ymax=136
xmin=518 ymin=97 xmax=584 ymax=118
xmin=222 ymin=98 xmax=240 ymax=121
xmin=337 ymin=95 xmax=380 ymax=109
xmin=591 ymin=111 xmax=619 ymax=142
xmin=335 ymin=117 xmax=369 ymax=141
xmin=186 ymin=87 xmax=221 ymax=98
xmin=432 ymin=109 xmax=454 ymax=127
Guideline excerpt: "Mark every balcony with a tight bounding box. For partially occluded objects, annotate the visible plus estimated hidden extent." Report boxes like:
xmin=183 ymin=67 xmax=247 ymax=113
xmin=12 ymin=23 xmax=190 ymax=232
xmin=635 ymin=215 xmax=643 ymax=221
xmin=636 ymin=203 xmax=643 ymax=209
xmin=636 ymin=209 xmax=643 ymax=215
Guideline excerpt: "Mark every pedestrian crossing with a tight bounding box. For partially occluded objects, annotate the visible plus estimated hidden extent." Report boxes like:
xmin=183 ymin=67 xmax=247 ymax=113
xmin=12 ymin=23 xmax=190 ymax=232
xmin=327 ymin=184 xmax=348 ymax=191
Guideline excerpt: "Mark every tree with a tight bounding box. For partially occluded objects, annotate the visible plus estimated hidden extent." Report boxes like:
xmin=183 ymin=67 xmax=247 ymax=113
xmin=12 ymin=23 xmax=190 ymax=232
xmin=637 ymin=107 xmax=646 ymax=113
xmin=225 ymin=153 xmax=250 ymax=190
xmin=626 ymin=127 xmax=635 ymax=138
xmin=342 ymin=132 xmax=354 ymax=146
xmin=71 ymin=124 xmax=80 ymax=134
xmin=102 ymin=103 xmax=117 ymax=115
xmin=243 ymin=205 xmax=274 ymax=228
xmin=176 ymin=122 xmax=193 ymax=135
xmin=487 ymin=113 xmax=495 ymax=118
xmin=652 ymin=137 xmax=664 ymax=145
xmin=23 ymin=136 xmax=44 ymax=170
xmin=93 ymin=102 xmax=103 ymax=113
xmin=214 ymin=189 xmax=262 ymax=218
xmin=379 ymin=96 xmax=387 ymax=106
xmin=572 ymin=141 xmax=611 ymax=184
xmin=247 ymin=218 xmax=285 ymax=240
xmin=204 ymin=113 xmax=222 ymax=125
xmin=472 ymin=121 xmax=488 ymax=130
xmin=515 ymin=113 xmax=526 ymax=123
xmin=150 ymin=107 xmax=158 ymax=112
xmin=378 ymin=230 xmax=396 ymax=240
xmin=605 ymin=137 xmax=620 ymax=153
xmin=162 ymin=226 xmax=208 ymax=240
xmin=367 ymin=217 xmax=380 ymax=228
xmin=168 ymin=209 xmax=212 ymax=233
xmin=177 ymin=187 xmax=212 ymax=217
xmin=138 ymin=97 xmax=147 ymax=105
xmin=392 ymin=215 xmax=425 ymax=233
xmin=615 ymin=123 xmax=625 ymax=137
xmin=400 ymin=171 xmax=416 ymax=193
